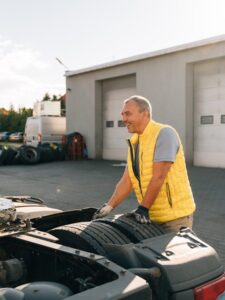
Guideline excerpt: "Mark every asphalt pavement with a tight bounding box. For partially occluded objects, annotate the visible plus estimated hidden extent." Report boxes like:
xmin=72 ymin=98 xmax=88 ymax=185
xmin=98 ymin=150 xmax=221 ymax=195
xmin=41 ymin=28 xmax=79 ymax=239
xmin=0 ymin=159 xmax=224 ymax=266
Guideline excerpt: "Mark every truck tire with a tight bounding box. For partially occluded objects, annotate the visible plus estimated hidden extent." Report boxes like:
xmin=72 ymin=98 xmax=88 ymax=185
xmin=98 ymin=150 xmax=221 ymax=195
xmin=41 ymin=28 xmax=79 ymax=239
xmin=53 ymin=144 xmax=66 ymax=161
xmin=49 ymin=223 xmax=104 ymax=254
xmin=0 ymin=147 xmax=9 ymax=165
xmin=39 ymin=145 xmax=54 ymax=163
xmin=94 ymin=215 xmax=165 ymax=242
xmin=75 ymin=222 xmax=130 ymax=253
xmin=86 ymin=221 xmax=131 ymax=244
xmin=4 ymin=148 xmax=18 ymax=165
xmin=49 ymin=221 xmax=131 ymax=255
xmin=11 ymin=151 xmax=22 ymax=165
xmin=19 ymin=146 xmax=40 ymax=164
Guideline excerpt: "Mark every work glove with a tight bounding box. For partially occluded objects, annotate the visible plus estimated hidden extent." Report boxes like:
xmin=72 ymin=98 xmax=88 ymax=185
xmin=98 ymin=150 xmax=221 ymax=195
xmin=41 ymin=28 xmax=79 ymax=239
xmin=126 ymin=205 xmax=151 ymax=224
xmin=92 ymin=203 xmax=113 ymax=220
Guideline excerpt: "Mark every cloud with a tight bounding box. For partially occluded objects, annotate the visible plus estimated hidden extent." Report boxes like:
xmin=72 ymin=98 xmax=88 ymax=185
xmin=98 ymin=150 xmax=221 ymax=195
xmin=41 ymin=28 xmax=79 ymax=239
xmin=0 ymin=36 xmax=65 ymax=109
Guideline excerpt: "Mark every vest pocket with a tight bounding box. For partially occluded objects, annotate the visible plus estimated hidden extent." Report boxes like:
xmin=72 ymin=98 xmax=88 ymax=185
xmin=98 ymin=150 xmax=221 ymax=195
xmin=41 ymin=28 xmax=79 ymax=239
xmin=166 ymin=183 xmax=173 ymax=208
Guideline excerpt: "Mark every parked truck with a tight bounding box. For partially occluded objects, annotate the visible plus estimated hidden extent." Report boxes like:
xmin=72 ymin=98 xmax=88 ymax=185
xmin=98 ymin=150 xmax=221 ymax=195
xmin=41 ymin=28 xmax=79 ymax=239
xmin=23 ymin=116 xmax=66 ymax=147
xmin=0 ymin=196 xmax=224 ymax=300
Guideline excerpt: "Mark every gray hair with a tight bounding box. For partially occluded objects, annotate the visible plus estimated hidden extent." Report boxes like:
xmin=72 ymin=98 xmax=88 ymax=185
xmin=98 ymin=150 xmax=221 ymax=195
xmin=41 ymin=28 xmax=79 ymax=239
xmin=124 ymin=95 xmax=152 ymax=118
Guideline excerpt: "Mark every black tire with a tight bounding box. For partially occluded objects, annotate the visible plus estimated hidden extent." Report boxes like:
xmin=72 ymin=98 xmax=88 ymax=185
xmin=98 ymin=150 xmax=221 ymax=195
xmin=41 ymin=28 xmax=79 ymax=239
xmin=94 ymin=216 xmax=143 ymax=242
xmin=74 ymin=222 xmax=121 ymax=255
xmin=49 ymin=223 xmax=101 ymax=254
xmin=39 ymin=146 xmax=54 ymax=163
xmin=88 ymin=222 xmax=130 ymax=244
xmin=49 ymin=221 xmax=131 ymax=255
xmin=94 ymin=215 xmax=165 ymax=243
xmin=19 ymin=146 xmax=40 ymax=164
xmin=4 ymin=147 xmax=18 ymax=165
xmin=40 ymin=143 xmax=65 ymax=161
xmin=49 ymin=222 xmax=108 ymax=255
xmin=53 ymin=144 xmax=66 ymax=161
xmin=40 ymin=143 xmax=51 ymax=147
xmin=11 ymin=151 xmax=22 ymax=164
xmin=0 ymin=146 xmax=9 ymax=165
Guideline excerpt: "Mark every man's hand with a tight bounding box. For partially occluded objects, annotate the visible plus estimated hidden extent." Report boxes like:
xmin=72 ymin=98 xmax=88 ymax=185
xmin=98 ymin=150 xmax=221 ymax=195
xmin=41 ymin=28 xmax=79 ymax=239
xmin=126 ymin=205 xmax=151 ymax=224
xmin=92 ymin=203 xmax=113 ymax=220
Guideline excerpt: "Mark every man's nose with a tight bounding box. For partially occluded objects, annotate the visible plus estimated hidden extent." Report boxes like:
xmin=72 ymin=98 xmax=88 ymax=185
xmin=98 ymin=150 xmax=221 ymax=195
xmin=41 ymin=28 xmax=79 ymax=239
xmin=122 ymin=114 xmax=127 ymax=122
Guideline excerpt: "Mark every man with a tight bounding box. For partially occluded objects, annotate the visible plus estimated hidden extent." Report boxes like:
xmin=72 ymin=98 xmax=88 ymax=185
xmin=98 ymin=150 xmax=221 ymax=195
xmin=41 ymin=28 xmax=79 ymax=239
xmin=93 ymin=95 xmax=196 ymax=232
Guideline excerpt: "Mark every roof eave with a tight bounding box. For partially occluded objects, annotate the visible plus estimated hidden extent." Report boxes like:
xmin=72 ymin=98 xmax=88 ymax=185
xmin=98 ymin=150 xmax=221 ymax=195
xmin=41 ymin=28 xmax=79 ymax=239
xmin=65 ymin=34 xmax=225 ymax=77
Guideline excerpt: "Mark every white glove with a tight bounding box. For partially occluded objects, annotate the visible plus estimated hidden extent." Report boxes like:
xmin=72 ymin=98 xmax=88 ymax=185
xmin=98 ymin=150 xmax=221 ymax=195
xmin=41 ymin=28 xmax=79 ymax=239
xmin=93 ymin=203 xmax=113 ymax=219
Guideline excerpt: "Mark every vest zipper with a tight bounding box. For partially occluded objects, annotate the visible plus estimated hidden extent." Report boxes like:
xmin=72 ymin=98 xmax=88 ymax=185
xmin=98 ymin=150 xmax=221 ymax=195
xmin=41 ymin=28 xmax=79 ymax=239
xmin=166 ymin=183 xmax=173 ymax=208
xmin=127 ymin=139 xmax=144 ymax=199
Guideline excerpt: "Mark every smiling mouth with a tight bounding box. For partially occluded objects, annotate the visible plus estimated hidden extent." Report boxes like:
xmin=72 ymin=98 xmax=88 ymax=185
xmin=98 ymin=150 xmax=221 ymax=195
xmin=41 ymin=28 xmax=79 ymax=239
xmin=126 ymin=124 xmax=133 ymax=131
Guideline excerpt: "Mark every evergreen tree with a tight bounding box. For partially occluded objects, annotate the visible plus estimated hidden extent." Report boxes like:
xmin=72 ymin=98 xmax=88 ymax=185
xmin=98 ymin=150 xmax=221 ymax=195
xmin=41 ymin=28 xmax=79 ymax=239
xmin=42 ymin=93 xmax=51 ymax=101
xmin=0 ymin=107 xmax=32 ymax=132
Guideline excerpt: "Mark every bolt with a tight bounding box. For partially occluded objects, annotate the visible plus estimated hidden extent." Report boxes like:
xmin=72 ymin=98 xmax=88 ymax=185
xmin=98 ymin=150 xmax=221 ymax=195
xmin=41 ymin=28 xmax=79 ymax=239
xmin=120 ymin=269 xmax=126 ymax=275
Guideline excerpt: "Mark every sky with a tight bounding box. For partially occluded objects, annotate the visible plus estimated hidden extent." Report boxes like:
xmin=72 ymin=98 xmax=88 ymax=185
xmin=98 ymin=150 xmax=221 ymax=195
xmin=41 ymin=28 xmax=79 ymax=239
xmin=1 ymin=0 xmax=225 ymax=110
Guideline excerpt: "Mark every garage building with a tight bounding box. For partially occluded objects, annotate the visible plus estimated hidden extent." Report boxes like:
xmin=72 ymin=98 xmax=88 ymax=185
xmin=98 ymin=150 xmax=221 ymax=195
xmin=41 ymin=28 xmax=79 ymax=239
xmin=66 ymin=35 xmax=225 ymax=168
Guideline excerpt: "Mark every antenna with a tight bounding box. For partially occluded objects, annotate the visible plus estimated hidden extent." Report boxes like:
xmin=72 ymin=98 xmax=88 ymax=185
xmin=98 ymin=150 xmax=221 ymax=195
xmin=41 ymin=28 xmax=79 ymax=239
xmin=56 ymin=57 xmax=69 ymax=70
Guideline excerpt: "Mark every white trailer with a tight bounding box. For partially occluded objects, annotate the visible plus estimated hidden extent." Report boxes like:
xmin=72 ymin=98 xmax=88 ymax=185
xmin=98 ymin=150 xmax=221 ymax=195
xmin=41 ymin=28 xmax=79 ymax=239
xmin=33 ymin=101 xmax=61 ymax=117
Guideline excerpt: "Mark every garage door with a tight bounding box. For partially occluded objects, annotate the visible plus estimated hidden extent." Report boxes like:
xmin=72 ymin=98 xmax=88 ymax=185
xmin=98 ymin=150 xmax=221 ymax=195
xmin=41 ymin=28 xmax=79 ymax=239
xmin=102 ymin=75 xmax=136 ymax=160
xmin=193 ymin=58 xmax=225 ymax=167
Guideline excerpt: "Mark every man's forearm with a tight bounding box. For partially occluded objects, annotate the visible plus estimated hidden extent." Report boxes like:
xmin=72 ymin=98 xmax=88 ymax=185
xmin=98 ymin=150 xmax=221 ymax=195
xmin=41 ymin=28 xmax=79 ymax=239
xmin=141 ymin=176 xmax=165 ymax=209
xmin=108 ymin=179 xmax=132 ymax=208
xmin=107 ymin=168 xmax=133 ymax=208
xmin=93 ymin=171 xmax=132 ymax=220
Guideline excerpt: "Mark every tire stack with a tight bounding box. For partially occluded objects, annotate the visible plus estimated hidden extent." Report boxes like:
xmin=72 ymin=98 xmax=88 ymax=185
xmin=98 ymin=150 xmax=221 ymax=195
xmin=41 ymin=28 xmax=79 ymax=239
xmin=94 ymin=215 xmax=165 ymax=243
xmin=49 ymin=221 xmax=131 ymax=256
xmin=0 ymin=143 xmax=66 ymax=166
xmin=0 ymin=146 xmax=20 ymax=165
xmin=48 ymin=215 xmax=165 ymax=256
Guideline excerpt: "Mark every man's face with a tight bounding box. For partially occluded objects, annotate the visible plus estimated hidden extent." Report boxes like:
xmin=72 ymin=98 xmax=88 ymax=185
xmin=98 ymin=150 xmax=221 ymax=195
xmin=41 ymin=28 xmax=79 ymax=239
xmin=121 ymin=100 xmax=149 ymax=134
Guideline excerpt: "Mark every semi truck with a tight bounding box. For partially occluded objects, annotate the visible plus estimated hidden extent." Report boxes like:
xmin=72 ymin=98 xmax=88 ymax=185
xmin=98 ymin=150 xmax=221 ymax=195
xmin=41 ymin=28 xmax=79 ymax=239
xmin=0 ymin=196 xmax=224 ymax=300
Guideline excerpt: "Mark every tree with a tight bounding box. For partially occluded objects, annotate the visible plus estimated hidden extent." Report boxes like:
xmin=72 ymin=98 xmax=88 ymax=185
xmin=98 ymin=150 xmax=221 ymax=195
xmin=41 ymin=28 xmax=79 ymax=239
xmin=42 ymin=93 xmax=51 ymax=101
xmin=52 ymin=94 xmax=58 ymax=101
xmin=0 ymin=107 xmax=32 ymax=132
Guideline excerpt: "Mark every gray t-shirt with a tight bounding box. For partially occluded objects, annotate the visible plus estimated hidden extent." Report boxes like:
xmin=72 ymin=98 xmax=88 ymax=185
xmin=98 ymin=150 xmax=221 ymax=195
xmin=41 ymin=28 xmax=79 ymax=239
xmin=154 ymin=127 xmax=179 ymax=162
xmin=134 ymin=127 xmax=179 ymax=177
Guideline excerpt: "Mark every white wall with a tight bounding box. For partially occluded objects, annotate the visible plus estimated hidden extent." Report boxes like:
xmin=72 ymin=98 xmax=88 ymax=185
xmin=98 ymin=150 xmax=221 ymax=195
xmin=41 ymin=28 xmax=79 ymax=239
xmin=66 ymin=39 xmax=225 ymax=163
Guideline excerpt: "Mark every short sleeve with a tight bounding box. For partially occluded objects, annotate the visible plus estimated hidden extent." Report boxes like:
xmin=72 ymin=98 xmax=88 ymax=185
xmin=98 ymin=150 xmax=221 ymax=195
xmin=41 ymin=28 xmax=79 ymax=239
xmin=153 ymin=127 xmax=179 ymax=162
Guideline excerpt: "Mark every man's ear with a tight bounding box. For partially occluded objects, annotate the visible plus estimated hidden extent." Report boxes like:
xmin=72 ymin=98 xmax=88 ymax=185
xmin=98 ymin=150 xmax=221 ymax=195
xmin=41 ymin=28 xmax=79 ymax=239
xmin=143 ymin=110 xmax=150 ymax=119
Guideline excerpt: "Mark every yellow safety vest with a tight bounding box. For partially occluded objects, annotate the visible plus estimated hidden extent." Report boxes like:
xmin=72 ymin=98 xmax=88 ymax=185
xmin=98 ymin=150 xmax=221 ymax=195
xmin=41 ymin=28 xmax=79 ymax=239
xmin=127 ymin=120 xmax=196 ymax=223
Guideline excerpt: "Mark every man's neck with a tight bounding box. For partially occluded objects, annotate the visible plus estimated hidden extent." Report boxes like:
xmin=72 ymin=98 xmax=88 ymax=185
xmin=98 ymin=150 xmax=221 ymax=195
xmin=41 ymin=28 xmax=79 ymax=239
xmin=137 ymin=119 xmax=151 ymax=135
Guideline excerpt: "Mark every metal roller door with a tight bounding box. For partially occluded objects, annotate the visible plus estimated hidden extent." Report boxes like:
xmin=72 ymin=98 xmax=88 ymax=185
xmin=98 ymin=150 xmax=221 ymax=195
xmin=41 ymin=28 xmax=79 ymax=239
xmin=194 ymin=58 xmax=225 ymax=167
xmin=102 ymin=75 xmax=136 ymax=160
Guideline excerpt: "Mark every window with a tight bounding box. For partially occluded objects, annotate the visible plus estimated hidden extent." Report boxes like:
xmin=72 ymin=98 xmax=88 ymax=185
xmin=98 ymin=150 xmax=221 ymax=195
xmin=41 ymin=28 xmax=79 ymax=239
xmin=118 ymin=120 xmax=125 ymax=127
xmin=221 ymin=115 xmax=225 ymax=124
xmin=200 ymin=115 xmax=214 ymax=125
xmin=106 ymin=121 xmax=114 ymax=128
